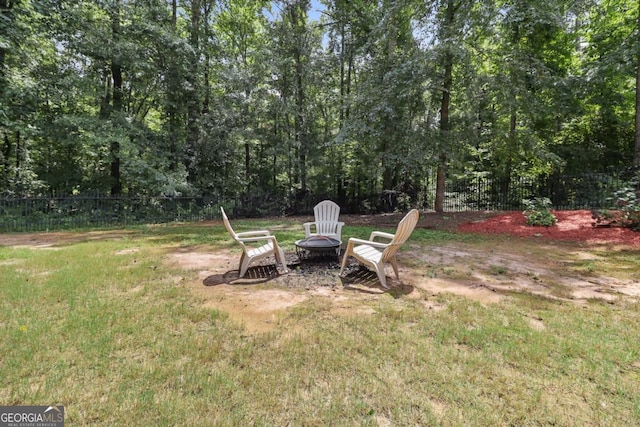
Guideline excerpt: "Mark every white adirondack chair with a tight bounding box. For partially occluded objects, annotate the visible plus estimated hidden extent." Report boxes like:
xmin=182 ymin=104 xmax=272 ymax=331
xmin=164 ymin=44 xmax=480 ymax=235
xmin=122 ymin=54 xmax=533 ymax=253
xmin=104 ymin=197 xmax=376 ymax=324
xmin=221 ymin=207 xmax=288 ymax=278
xmin=303 ymin=200 xmax=345 ymax=241
xmin=339 ymin=209 xmax=419 ymax=288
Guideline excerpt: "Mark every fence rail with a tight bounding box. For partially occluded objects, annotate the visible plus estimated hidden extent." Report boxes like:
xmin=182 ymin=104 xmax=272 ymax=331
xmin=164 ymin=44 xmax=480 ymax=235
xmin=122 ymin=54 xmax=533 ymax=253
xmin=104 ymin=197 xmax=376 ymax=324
xmin=441 ymin=173 xmax=622 ymax=212
xmin=0 ymin=195 xmax=222 ymax=233
xmin=0 ymin=173 xmax=634 ymax=232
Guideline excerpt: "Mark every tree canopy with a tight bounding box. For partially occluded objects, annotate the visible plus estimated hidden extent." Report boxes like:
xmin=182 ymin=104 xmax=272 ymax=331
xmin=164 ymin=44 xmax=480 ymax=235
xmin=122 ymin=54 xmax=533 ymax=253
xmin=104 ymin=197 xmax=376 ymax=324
xmin=1 ymin=0 xmax=639 ymax=209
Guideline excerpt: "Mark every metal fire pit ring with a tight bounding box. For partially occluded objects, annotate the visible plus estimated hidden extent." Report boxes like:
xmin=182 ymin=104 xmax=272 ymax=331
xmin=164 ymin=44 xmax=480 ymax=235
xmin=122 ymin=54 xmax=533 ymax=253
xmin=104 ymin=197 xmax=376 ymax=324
xmin=294 ymin=236 xmax=342 ymax=260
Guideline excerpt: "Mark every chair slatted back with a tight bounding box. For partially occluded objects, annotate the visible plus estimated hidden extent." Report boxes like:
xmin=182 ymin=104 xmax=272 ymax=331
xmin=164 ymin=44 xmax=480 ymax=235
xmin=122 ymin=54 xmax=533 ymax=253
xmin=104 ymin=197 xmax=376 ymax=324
xmin=381 ymin=209 xmax=420 ymax=262
xmin=313 ymin=200 xmax=340 ymax=235
xmin=221 ymin=207 xmax=241 ymax=244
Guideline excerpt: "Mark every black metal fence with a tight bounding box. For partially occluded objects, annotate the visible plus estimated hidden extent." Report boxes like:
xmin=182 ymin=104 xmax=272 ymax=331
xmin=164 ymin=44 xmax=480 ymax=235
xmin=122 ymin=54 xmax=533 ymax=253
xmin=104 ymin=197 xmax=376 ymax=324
xmin=0 ymin=194 xmax=222 ymax=233
xmin=0 ymin=172 xmax=634 ymax=232
xmin=440 ymin=173 xmax=624 ymax=212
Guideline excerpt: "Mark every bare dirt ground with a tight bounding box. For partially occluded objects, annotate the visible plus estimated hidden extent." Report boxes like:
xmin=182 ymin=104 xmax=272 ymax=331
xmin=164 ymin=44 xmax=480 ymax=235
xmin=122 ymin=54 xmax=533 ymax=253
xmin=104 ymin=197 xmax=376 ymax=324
xmin=158 ymin=210 xmax=640 ymax=332
xmin=3 ymin=210 xmax=640 ymax=333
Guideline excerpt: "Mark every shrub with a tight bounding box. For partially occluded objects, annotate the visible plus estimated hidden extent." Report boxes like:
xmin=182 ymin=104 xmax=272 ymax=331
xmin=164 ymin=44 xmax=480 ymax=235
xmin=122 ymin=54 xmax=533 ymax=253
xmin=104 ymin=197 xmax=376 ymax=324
xmin=591 ymin=173 xmax=640 ymax=230
xmin=523 ymin=197 xmax=557 ymax=227
xmin=611 ymin=184 xmax=640 ymax=230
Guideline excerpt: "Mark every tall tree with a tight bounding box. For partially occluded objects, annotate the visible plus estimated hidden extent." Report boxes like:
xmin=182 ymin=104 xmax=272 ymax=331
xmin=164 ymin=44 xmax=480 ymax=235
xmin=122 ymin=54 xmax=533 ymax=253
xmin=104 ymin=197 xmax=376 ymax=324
xmin=214 ymin=0 xmax=271 ymax=192
xmin=0 ymin=0 xmax=47 ymax=194
xmin=323 ymin=0 xmax=376 ymax=202
xmin=184 ymin=0 xmax=202 ymax=184
xmin=282 ymin=0 xmax=311 ymax=193
xmin=2 ymin=0 xmax=639 ymax=211
xmin=434 ymin=0 xmax=457 ymax=213
xmin=485 ymin=0 xmax=579 ymax=184
xmin=165 ymin=0 xmax=184 ymax=172
xmin=0 ymin=0 xmax=18 ymax=188
xmin=108 ymin=0 xmax=123 ymax=195
xmin=338 ymin=0 xmax=425 ymax=208
xmin=634 ymin=1 xmax=640 ymax=166
xmin=414 ymin=0 xmax=475 ymax=212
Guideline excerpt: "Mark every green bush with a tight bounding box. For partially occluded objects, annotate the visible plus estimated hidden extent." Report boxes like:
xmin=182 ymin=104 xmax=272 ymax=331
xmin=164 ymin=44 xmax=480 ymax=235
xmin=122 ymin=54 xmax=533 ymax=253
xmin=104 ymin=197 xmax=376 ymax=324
xmin=523 ymin=197 xmax=557 ymax=227
xmin=611 ymin=184 xmax=640 ymax=230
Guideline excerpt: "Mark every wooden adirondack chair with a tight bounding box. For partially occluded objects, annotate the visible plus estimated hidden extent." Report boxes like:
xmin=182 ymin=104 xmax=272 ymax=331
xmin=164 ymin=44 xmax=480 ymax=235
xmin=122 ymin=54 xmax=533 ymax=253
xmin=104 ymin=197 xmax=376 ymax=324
xmin=303 ymin=200 xmax=345 ymax=241
xmin=339 ymin=209 xmax=419 ymax=288
xmin=221 ymin=207 xmax=288 ymax=278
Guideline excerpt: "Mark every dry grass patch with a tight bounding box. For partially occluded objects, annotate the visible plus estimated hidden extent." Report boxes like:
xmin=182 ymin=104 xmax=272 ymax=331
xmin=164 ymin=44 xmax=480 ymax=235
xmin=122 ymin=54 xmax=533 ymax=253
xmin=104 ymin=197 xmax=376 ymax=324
xmin=1 ymin=221 xmax=640 ymax=425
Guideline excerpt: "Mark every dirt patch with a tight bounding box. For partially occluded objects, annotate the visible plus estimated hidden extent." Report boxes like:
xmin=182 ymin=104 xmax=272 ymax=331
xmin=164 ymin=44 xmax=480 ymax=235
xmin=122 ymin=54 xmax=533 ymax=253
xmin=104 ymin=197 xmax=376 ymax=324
xmin=4 ymin=210 xmax=640 ymax=333
xmin=200 ymin=285 xmax=309 ymax=333
xmin=173 ymin=210 xmax=640 ymax=332
xmin=168 ymin=250 xmax=399 ymax=332
xmin=0 ymin=230 xmax=136 ymax=248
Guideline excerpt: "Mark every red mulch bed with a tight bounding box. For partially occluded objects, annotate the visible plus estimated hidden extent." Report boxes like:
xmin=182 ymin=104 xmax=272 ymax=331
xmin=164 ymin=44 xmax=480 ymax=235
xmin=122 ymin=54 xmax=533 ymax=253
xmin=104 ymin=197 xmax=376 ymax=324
xmin=457 ymin=210 xmax=640 ymax=247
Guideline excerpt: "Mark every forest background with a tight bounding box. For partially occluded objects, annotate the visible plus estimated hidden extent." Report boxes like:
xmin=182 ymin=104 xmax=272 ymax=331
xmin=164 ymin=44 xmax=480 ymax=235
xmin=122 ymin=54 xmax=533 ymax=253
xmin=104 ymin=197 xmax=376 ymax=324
xmin=2 ymin=0 xmax=640 ymax=214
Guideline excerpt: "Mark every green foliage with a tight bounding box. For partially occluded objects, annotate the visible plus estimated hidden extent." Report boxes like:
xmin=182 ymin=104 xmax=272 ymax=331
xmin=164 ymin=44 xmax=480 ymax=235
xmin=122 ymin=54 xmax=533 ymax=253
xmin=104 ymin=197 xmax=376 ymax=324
xmin=1 ymin=0 xmax=639 ymax=202
xmin=523 ymin=197 xmax=557 ymax=226
xmin=609 ymin=182 xmax=640 ymax=230
xmin=592 ymin=173 xmax=640 ymax=231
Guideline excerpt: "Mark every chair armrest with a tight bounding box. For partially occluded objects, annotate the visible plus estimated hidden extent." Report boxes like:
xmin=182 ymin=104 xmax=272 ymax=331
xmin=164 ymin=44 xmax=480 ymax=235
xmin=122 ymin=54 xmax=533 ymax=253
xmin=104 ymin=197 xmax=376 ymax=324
xmin=237 ymin=235 xmax=278 ymax=244
xmin=348 ymin=237 xmax=389 ymax=249
xmin=303 ymin=222 xmax=316 ymax=236
xmin=369 ymin=231 xmax=395 ymax=242
xmin=236 ymin=230 xmax=271 ymax=238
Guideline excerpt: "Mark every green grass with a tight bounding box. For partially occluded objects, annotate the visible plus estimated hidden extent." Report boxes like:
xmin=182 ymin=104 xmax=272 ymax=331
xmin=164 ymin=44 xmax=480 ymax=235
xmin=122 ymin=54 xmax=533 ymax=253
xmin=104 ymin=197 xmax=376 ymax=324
xmin=1 ymin=220 xmax=639 ymax=425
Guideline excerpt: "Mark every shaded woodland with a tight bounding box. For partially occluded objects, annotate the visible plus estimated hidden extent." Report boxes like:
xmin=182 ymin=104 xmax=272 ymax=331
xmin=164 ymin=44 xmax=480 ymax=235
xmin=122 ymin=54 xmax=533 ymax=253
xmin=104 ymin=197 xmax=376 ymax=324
xmin=2 ymin=0 xmax=640 ymax=213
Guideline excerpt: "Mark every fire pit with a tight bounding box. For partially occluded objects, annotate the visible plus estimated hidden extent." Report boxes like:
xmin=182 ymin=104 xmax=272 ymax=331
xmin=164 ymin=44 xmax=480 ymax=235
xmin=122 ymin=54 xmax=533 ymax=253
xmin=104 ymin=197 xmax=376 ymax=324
xmin=215 ymin=251 xmax=379 ymax=290
xmin=278 ymin=252 xmax=374 ymax=290
xmin=294 ymin=235 xmax=342 ymax=260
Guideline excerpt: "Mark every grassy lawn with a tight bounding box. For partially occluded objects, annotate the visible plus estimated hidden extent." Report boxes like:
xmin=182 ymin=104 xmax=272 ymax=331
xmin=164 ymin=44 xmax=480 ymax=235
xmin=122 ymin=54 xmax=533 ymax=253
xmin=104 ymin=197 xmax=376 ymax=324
xmin=1 ymin=219 xmax=639 ymax=425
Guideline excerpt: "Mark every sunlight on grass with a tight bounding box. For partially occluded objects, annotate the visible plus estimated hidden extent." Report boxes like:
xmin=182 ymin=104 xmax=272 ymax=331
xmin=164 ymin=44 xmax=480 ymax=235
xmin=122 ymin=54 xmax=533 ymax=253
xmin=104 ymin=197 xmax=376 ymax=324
xmin=1 ymin=220 xmax=639 ymax=425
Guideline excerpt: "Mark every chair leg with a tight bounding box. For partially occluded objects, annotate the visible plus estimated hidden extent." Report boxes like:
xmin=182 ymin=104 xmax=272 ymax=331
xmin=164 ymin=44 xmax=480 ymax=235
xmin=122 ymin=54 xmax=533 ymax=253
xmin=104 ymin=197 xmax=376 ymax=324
xmin=276 ymin=245 xmax=289 ymax=273
xmin=390 ymin=258 xmax=400 ymax=280
xmin=339 ymin=242 xmax=353 ymax=276
xmin=239 ymin=254 xmax=251 ymax=278
xmin=238 ymin=253 xmax=246 ymax=277
xmin=374 ymin=264 xmax=388 ymax=288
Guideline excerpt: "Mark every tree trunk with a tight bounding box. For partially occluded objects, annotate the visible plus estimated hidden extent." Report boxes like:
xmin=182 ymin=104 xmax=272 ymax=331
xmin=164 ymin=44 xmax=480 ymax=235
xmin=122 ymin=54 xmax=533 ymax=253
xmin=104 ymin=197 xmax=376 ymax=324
xmin=245 ymin=141 xmax=250 ymax=184
xmin=346 ymin=53 xmax=353 ymax=120
xmin=2 ymin=132 xmax=10 ymax=176
xmin=185 ymin=0 xmax=201 ymax=184
xmin=109 ymin=0 xmax=123 ymax=195
xmin=435 ymin=157 xmax=446 ymax=213
xmin=339 ymin=22 xmax=346 ymax=127
xmin=502 ymin=109 xmax=517 ymax=196
xmin=634 ymin=1 xmax=640 ymax=166
xmin=167 ymin=0 xmax=180 ymax=172
xmin=503 ymin=18 xmax=521 ymax=195
xmin=337 ymin=43 xmax=354 ymax=201
xmin=290 ymin=2 xmax=307 ymax=193
xmin=14 ymin=130 xmax=20 ymax=170
xmin=382 ymin=1 xmax=398 ymax=191
xmin=0 ymin=0 xmax=6 ymax=76
xmin=1 ymin=0 xmax=12 ymax=184
xmin=202 ymin=1 xmax=211 ymax=115
xmin=435 ymin=0 xmax=456 ymax=214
